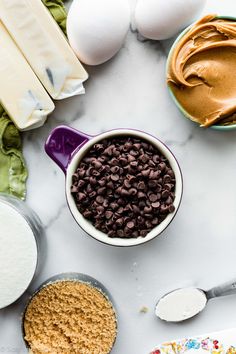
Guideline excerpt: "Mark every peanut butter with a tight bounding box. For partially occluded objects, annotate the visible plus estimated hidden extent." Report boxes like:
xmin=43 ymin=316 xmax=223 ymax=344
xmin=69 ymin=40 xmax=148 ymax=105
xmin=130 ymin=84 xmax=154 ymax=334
xmin=167 ymin=15 xmax=236 ymax=127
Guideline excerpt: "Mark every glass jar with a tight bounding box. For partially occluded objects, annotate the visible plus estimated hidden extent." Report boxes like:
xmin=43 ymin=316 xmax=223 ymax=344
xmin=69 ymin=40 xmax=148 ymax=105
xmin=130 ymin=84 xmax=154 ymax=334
xmin=0 ymin=194 xmax=44 ymax=309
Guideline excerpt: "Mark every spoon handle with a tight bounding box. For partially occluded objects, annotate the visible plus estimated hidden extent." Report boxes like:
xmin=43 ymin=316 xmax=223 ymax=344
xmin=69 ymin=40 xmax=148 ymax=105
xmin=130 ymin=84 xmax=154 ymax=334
xmin=206 ymin=280 xmax=236 ymax=299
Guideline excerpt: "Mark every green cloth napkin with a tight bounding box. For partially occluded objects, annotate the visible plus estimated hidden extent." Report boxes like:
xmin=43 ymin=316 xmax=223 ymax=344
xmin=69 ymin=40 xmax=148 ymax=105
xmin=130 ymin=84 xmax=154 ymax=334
xmin=0 ymin=0 xmax=67 ymax=200
xmin=42 ymin=0 xmax=67 ymax=35
xmin=0 ymin=108 xmax=27 ymax=200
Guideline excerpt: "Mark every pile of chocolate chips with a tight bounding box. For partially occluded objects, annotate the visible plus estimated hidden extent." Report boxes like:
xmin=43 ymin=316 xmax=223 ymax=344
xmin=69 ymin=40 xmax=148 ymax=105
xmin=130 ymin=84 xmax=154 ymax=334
xmin=71 ymin=136 xmax=176 ymax=238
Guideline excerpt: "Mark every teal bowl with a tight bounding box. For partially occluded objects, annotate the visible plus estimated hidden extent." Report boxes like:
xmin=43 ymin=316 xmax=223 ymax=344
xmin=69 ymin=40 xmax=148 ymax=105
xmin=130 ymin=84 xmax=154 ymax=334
xmin=166 ymin=15 xmax=236 ymax=131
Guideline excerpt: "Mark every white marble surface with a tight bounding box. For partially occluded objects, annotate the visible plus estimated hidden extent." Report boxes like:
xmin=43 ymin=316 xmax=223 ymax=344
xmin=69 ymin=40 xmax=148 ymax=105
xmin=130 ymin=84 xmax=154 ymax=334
xmin=1 ymin=0 xmax=236 ymax=353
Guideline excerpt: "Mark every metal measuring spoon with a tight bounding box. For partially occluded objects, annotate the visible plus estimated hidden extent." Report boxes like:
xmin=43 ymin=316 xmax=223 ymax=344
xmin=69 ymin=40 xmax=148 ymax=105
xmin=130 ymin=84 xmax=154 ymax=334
xmin=155 ymin=280 xmax=236 ymax=322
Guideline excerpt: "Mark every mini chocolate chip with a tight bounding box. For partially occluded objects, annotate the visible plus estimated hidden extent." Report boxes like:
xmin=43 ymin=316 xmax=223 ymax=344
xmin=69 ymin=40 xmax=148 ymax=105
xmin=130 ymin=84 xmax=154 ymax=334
xmin=159 ymin=162 xmax=166 ymax=171
xmin=164 ymin=183 xmax=173 ymax=191
xmin=168 ymin=205 xmax=175 ymax=213
xmin=130 ymin=161 xmax=138 ymax=167
xmin=103 ymin=199 xmax=109 ymax=207
xmin=83 ymin=210 xmax=92 ymax=218
xmin=141 ymin=169 xmax=150 ymax=177
xmin=152 ymin=217 xmax=159 ymax=225
xmin=89 ymin=177 xmax=97 ymax=186
xmin=97 ymin=187 xmax=106 ymax=195
xmin=163 ymin=175 xmax=171 ymax=183
xmin=133 ymin=143 xmax=141 ymax=150
xmin=121 ymin=189 xmax=129 ymax=197
xmin=127 ymin=221 xmax=135 ymax=229
xmin=110 ymin=158 xmax=119 ymax=166
xmin=92 ymin=160 xmax=102 ymax=170
xmin=129 ymin=188 xmax=137 ymax=196
xmin=107 ymin=181 xmax=114 ymax=189
xmin=78 ymin=192 xmax=86 ymax=201
xmin=160 ymin=205 xmax=169 ymax=214
xmin=165 ymin=196 xmax=173 ymax=205
xmin=89 ymin=191 xmax=96 ymax=198
xmin=105 ymin=211 xmax=113 ymax=219
xmin=120 ymin=157 xmax=128 ymax=166
xmin=117 ymin=207 xmax=124 ymax=214
xmin=149 ymin=194 xmax=158 ymax=202
xmin=117 ymin=198 xmax=125 ymax=206
xmin=117 ymin=229 xmax=124 ymax=237
xmin=86 ymin=183 xmax=92 ymax=192
xmin=78 ymin=169 xmax=85 ymax=178
xmin=148 ymin=180 xmax=157 ymax=188
xmin=96 ymin=196 xmax=104 ymax=204
xmin=148 ymin=160 xmax=156 ymax=167
xmin=128 ymin=154 xmax=136 ymax=162
xmin=145 ymin=220 xmax=152 ymax=228
xmin=139 ymin=154 xmax=149 ymax=163
xmin=140 ymin=230 xmax=148 ymax=237
xmin=137 ymin=191 xmax=146 ymax=199
xmin=97 ymin=206 xmax=105 ymax=213
xmin=113 ymin=148 xmax=120 ymax=157
xmin=132 ymin=205 xmax=140 ymax=214
xmin=130 ymin=150 xmax=139 ymax=157
xmin=98 ymin=179 xmax=106 ymax=187
xmin=104 ymin=146 xmax=113 ymax=156
xmin=111 ymin=166 xmax=119 ymax=174
xmin=116 ymin=218 xmax=124 ymax=227
xmin=71 ymin=185 xmax=77 ymax=193
xmin=152 ymin=202 xmax=160 ymax=209
xmin=167 ymin=169 xmax=175 ymax=178
xmin=137 ymin=182 xmax=145 ymax=190
xmin=139 ymin=200 xmax=146 ymax=208
xmin=161 ymin=190 xmax=169 ymax=199
xmin=110 ymin=202 xmax=118 ymax=210
xmin=153 ymin=155 xmax=160 ymax=163
xmin=144 ymin=206 xmax=152 ymax=213
xmin=92 ymin=170 xmax=100 ymax=177
xmin=124 ymin=180 xmax=131 ymax=188
xmin=111 ymin=174 xmax=119 ymax=181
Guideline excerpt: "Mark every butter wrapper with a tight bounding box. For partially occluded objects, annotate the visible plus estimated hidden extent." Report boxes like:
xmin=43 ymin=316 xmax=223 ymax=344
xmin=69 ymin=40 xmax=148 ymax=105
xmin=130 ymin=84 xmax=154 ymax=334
xmin=0 ymin=0 xmax=88 ymax=100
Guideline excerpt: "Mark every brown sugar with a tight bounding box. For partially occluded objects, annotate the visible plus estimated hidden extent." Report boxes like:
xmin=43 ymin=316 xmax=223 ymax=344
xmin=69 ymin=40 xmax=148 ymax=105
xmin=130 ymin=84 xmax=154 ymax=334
xmin=23 ymin=280 xmax=117 ymax=354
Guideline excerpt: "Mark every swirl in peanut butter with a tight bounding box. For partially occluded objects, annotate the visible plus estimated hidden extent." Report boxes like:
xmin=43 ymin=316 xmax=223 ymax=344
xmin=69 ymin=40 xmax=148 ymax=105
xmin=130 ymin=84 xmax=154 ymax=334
xmin=167 ymin=15 xmax=236 ymax=127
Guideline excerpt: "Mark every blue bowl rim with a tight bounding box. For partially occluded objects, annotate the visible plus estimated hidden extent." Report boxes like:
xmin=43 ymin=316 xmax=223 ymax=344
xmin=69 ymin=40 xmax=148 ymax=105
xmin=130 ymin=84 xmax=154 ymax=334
xmin=166 ymin=15 xmax=236 ymax=131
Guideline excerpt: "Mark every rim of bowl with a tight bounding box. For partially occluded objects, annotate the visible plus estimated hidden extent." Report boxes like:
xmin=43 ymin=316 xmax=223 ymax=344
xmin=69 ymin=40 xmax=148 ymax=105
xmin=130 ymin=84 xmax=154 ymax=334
xmin=166 ymin=15 xmax=236 ymax=131
xmin=65 ymin=129 xmax=183 ymax=247
xmin=0 ymin=195 xmax=40 ymax=309
xmin=22 ymin=272 xmax=118 ymax=351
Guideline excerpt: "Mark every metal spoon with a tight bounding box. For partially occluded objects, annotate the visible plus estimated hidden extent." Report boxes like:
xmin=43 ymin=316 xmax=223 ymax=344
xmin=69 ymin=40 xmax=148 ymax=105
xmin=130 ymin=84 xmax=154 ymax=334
xmin=155 ymin=279 xmax=236 ymax=323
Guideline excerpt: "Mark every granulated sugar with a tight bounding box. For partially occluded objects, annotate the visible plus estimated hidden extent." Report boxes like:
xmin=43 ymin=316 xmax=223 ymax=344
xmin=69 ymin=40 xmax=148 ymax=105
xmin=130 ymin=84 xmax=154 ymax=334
xmin=24 ymin=280 xmax=117 ymax=354
xmin=0 ymin=201 xmax=37 ymax=309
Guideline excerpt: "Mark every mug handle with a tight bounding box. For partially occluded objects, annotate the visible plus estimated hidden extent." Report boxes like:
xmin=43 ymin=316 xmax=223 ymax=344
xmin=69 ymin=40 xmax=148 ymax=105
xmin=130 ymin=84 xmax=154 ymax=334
xmin=45 ymin=125 xmax=91 ymax=174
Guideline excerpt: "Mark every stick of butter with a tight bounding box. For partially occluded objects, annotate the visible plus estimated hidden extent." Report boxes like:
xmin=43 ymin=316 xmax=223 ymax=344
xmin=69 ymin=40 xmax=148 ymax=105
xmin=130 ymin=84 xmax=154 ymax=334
xmin=0 ymin=22 xmax=54 ymax=131
xmin=0 ymin=0 xmax=88 ymax=100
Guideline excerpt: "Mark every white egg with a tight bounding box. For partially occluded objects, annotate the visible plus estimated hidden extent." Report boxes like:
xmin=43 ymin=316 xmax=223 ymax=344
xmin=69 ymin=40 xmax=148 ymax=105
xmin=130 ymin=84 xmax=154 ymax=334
xmin=67 ymin=0 xmax=130 ymax=66
xmin=134 ymin=0 xmax=207 ymax=40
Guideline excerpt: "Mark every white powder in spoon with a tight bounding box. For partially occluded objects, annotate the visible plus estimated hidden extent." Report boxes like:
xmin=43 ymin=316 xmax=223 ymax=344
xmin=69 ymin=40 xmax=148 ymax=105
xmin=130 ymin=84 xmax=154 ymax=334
xmin=155 ymin=288 xmax=207 ymax=322
xmin=0 ymin=201 xmax=38 ymax=309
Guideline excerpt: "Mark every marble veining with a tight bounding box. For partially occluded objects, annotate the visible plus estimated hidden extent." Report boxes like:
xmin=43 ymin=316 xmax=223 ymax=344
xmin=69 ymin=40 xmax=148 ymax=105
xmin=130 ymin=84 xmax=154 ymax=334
xmin=1 ymin=0 xmax=236 ymax=353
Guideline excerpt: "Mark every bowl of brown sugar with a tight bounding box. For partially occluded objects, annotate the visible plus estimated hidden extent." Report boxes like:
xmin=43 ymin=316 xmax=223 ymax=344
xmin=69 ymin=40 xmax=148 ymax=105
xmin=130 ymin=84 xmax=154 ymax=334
xmin=22 ymin=273 xmax=117 ymax=354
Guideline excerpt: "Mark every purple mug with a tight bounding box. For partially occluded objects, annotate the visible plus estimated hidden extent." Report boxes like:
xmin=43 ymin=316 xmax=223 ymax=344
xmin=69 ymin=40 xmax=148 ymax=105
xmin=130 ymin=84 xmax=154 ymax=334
xmin=45 ymin=125 xmax=183 ymax=246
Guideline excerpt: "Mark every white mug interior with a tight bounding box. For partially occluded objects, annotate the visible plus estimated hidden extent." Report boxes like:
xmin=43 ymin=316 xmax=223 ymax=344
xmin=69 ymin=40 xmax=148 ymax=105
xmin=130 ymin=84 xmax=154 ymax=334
xmin=66 ymin=129 xmax=183 ymax=246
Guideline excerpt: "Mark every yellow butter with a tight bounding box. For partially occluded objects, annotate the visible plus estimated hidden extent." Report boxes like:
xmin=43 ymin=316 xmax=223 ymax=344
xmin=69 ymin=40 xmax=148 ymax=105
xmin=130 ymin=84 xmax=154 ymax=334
xmin=0 ymin=0 xmax=88 ymax=100
xmin=0 ymin=22 xmax=54 ymax=131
